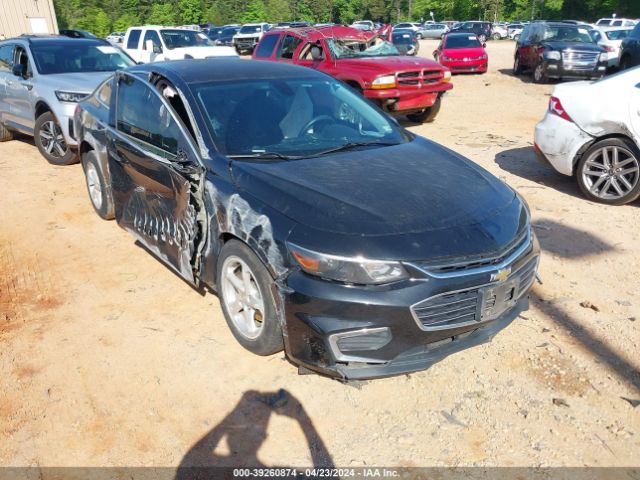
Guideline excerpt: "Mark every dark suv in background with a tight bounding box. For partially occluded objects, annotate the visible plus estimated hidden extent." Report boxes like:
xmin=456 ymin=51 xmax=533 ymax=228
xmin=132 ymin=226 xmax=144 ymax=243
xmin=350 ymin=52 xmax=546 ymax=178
xmin=449 ymin=21 xmax=492 ymax=42
xmin=513 ymin=22 xmax=606 ymax=83
xmin=619 ymin=22 xmax=640 ymax=69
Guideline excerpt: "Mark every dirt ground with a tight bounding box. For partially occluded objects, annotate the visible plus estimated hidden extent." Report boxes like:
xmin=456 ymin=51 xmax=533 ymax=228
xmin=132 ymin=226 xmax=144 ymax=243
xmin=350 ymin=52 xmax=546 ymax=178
xmin=1 ymin=39 xmax=639 ymax=470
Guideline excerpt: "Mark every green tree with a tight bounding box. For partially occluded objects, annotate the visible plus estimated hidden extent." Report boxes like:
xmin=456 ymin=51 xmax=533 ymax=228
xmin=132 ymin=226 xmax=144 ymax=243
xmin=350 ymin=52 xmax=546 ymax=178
xmin=241 ymin=0 xmax=267 ymax=22
xmin=265 ymin=0 xmax=292 ymax=22
xmin=178 ymin=0 xmax=204 ymax=24
xmin=147 ymin=2 xmax=177 ymax=24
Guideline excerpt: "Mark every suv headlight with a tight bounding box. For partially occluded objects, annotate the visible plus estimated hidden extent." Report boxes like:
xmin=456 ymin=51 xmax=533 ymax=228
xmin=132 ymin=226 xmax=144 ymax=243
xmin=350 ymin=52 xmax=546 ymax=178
xmin=288 ymin=243 xmax=409 ymax=285
xmin=371 ymin=75 xmax=396 ymax=89
xmin=544 ymin=51 xmax=561 ymax=61
xmin=55 ymin=91 xmax=88 ymax=103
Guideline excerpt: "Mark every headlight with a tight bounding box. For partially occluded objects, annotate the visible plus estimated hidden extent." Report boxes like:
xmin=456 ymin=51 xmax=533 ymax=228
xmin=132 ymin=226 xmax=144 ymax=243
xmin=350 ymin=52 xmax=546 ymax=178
xmin=55 ymin=91 xmax=88 ymax=103
xmin=442 ymin=69 xmax=452 ymax=82
xmin=480 ymin=53 xmax=488 ymax=60
xmin=288 ymin=243 xmax=409 ymax=285
xmin=371 ymin=75 xmax=396 ymax=89
xmin=544 ymin=50 xmax=561 ymax=61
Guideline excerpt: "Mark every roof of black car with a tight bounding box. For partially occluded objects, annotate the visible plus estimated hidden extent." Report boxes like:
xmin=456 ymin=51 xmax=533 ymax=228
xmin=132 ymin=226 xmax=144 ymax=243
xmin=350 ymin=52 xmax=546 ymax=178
xmin=129 ymin=58 xmax=323 ymax=85
xmin=9 ymin=35 xmax=108 ymax=45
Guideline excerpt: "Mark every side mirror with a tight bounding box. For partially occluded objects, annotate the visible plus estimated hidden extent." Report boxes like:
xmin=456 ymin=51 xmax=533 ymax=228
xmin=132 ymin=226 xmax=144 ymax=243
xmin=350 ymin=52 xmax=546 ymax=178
xmin=153 ymin=44 xmax=162 ymax=54
xmin=12 ymin=64 xmax=25 ymax=77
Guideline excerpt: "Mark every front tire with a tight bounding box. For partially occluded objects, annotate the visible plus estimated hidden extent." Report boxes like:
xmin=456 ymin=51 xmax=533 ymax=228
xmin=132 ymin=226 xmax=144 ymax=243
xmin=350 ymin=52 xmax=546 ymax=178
xmin=492 ymin=33 xmax=501 ymax=40
xmin=533 ymin=61 xmax=548 ymax=83
xmin=217 ymin=240 xmax=284 ymax=356
xmin=619 ymin=55 xmax=631 ymax=70
xmin=513 ymin=54 xmax=522 ymax=75
xmin=82 ymin=150 xmax=114 ymax=219
xmin=478 ymin=34 xmax=487 ymax=43
xmin=576 ymin=138 xmax=640 ymax=205
xmin=406 ymin=96 xmax=442 ymax=123
xmin=34 ymin=111 xmax=77 ymax=165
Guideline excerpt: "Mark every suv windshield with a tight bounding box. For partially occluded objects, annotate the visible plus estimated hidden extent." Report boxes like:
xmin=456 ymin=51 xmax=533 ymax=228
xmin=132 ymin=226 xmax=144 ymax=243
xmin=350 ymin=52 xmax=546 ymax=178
xmin=239 ymin=25 xmax=263 ymax=34
xmin=326 ymin=38 xmax=399 ymax=58
xmin=31 ymin=43 xmax=135 ymax=74
xmin=194 ymin=77 xmax=407 ymax=158
xmin=543 ymin=26 xmax=594 ymax=43
xmin=160 ymin=30 xmax=214 ymax=49
xmin=446 ymin=35 xmax=482 ymax=48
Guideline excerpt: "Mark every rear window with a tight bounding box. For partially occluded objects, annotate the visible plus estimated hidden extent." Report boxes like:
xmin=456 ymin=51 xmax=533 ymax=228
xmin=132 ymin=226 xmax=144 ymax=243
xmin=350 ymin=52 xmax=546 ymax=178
xmin=127 ymin=29 xmax=141 ymax=49
xmin=605 ymin=29 xmax=631 ymax=40
xmin=255 ymin=34 xmax=279 ymax=58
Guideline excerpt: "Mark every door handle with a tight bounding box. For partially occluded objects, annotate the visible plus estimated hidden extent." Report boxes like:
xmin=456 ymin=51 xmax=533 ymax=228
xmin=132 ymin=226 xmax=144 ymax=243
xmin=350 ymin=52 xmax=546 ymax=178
xmin=6 ymin=80 xmax=13 ymax=86
xmin=22 ymin=83 xmax=33 ymax=91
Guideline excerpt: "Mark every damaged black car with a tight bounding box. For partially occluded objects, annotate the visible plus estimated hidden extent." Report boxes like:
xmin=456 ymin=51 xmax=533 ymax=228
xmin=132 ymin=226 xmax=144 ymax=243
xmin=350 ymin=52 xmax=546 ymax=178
xmin=74 ymin=59 xmax=540 ymax=380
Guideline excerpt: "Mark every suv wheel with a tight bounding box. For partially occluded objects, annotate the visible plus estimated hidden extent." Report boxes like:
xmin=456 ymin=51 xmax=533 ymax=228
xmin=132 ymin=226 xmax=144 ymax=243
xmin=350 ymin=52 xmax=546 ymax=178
xmin=406 ymin=96 xmax=442 ymax=123
xmin=82 ymin=150 xmax=115 ymax=219
xmin=533 ymin=61 xmax=548 ymax=83
xmin=0 ymin=122 xmax=13 ymax=142
xmin=217 ymin=240 xmax=284 ymax=356
xmin=576 ymin=138 xmax=640 ymax=205
xmin=513 ymin=54 xmax=522 ymax=75
xmin=492 ymin=32 xmax=501 ymax=40
xmin=34 ymin=112 xmax=77 ymax=165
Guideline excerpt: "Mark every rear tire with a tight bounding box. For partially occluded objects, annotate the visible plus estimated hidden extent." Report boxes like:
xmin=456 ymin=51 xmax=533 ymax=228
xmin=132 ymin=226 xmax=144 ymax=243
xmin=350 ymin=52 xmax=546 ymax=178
xmin=406 ymin=96 xmax=442 ymax=123
xmin=492 ymin=33 xmax=501 ymax=40
xmin=513 ymin=54 xmax=522 ymax=75
xmin=0 ymin=122 xmax=13 ymax=142
xmin=34 ymin=111 xmax=77 ymax=165
xmin=82 ymin=150 xmax=114 ymax=220
xmin=217 ymin=240 xmax=284 ymax=356
xmin=619 ymin=55 xmax=631 ymax=70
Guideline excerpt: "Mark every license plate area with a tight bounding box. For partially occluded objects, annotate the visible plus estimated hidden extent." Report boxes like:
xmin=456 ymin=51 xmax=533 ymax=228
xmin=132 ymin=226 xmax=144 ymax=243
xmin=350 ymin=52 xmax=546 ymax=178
xmin=480 ymin=279 xmax=520 ymax=321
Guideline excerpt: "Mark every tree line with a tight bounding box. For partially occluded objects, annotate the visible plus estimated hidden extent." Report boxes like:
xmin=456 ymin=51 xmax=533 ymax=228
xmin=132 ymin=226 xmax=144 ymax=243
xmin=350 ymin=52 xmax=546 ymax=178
xmin=54 ymin=0 xmax=640 ymax=38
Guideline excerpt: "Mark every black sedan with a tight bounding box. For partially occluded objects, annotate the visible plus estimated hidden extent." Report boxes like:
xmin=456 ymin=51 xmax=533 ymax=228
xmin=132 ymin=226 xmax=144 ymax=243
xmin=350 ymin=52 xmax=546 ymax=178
xmin=74 ymin=59 xmax=539 ymax=380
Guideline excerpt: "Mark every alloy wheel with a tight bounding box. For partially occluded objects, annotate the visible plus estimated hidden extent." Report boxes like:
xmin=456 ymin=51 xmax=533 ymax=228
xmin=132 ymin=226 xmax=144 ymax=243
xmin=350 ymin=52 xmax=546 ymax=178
xmin=581 ymin=145 xmax=640 ymax=201
xmin=39 ymin=120 xmax=68 ymax=158
xmin=221 ymin=255 xmax=265 ymax=340
xmin=85 ymin=163 xmax=103 ymax=210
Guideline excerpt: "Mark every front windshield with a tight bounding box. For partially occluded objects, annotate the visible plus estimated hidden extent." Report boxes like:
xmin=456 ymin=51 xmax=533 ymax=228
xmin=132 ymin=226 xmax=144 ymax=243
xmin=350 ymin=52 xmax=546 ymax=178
xmin=239 ymin=25 xmax=263 ymax=34
xmin=194 ymin=77 xmax=407 ymax=158
xmin=606 ymin=29 xmax=631 ymax=40
xmin=31 ymin=43 xmax=135 ymax=74
xmin=326 ymin=38 xmax=399 ymax=58
xmin=445 ymin=35 xmax=482 ymax=48
xmin=543 ymin=26 xmax=594 ymax=43
xmin=160 ymin=29 xmax=214 ymax=49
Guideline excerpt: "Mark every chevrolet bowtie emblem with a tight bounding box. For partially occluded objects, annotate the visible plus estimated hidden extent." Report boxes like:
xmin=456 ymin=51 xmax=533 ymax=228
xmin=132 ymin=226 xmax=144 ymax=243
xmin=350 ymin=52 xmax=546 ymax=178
xmin=491 ymin=267 xmax=511 ymax=282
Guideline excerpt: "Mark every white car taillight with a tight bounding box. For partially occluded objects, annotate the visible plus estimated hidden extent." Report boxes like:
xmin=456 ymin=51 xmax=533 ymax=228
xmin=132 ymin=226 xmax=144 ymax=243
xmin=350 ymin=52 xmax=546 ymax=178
xmin=549 ymin=96 xmax=573 ymax=123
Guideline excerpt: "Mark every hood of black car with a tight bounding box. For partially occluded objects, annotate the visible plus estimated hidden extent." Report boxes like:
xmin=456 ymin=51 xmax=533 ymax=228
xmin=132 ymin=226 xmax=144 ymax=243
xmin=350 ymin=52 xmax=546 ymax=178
xmin=541 ymin=41 xmax=603 ymax=52
xmin=230 ymin=137 xmax=526 ymax=260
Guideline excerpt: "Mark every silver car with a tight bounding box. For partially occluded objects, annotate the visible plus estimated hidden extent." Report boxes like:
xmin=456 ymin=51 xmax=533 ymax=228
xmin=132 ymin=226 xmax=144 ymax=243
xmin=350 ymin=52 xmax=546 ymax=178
xmin=421 ymin=23 xmax=450 ymax=39
xmin=0 ymin=35 xmax=134 ymax=164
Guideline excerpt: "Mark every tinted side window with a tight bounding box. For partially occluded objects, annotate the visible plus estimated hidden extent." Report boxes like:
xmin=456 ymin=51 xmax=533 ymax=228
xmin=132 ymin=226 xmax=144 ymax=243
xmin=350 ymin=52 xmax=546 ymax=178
xmin=116 ymin=75 xmax=184 ymax=157
xmin=277 ymin=35 xmax=303 ymax=59
xmin=255 ymin=34 xmax=279 ymax=58
xmin=143 ymin=30 xmax=163 ymax=52
xmin=127 ymin=29 xmax=141 ymax=49
xmin=0 ymin=44 xmax=14 ymax=72
xmin=632 ymin=24 xmax=640 ymax=39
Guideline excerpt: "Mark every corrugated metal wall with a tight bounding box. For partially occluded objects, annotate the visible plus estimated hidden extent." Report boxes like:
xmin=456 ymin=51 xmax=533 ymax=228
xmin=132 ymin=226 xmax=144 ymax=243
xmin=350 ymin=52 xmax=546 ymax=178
xmin=0 ymin=0 xmax=59 ymax=39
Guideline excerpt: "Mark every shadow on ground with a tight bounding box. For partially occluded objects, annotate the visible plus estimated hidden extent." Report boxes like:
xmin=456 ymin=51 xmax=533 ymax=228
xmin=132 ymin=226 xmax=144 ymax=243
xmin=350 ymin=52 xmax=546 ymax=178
xmin=175 ymin=389 xmax=333 ymax=478
xmin=531 ymin=219 xmax=618 ymax=260
xmin=531 ymin=288 xmax=640 ymax=395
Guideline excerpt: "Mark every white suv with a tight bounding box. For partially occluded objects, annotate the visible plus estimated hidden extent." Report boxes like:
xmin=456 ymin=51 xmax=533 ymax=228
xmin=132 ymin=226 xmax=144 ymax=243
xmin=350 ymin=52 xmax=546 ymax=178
xmin=123 ymin=26 xmax=237 ymax=63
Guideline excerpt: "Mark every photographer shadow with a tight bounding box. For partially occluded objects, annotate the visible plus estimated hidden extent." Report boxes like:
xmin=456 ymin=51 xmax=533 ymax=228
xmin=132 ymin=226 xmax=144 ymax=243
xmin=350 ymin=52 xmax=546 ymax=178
xmin=175 ymin=389 xmax=334 ymax=478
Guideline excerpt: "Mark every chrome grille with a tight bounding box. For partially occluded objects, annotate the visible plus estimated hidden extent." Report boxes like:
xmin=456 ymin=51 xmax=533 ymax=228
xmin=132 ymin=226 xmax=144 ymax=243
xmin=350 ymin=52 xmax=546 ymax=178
xmin=412 ymin=289 xmax=480 ymax=329
xmin=562 ymin=50 xmax=598 ymax=70
xmin=396 ymin=69 xmax=444 ymax=86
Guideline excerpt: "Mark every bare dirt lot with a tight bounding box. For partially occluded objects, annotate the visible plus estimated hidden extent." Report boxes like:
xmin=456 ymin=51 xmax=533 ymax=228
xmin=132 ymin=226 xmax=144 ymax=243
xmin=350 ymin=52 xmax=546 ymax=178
xmin=1 ymin=39 xmax=639 ymax=470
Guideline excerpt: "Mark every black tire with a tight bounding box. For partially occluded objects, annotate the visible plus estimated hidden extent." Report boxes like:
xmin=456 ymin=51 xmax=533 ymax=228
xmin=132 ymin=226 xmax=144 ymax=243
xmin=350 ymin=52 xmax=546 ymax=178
xmin=619 ymin=55 xmax=631 ymax=70
xmin=406 ymin=95 xmax=442 ymax=123
xmin=82 ymin=150 xmax=115 ymax=220
xmin=492 ymin=33 xmax=501 ymax=40
xmin=34 ymin=111 xmax=77 ymax=165
xmin=416 ymin=33 xmax=422 ymax=40
xmin=478 ymin=34 xmax=486 ymax=43
xmin=513 ymin=54 xmax=522 ymax=75
xmin=216 ymin=240 xmax=284 ymax=356
xmin=533 ymin=61 xmax=548 ymax=83
xmin=0 ymin=122 xmax=13 ymax=142
xmin=575 ymin=138 xmax=640 ymax=206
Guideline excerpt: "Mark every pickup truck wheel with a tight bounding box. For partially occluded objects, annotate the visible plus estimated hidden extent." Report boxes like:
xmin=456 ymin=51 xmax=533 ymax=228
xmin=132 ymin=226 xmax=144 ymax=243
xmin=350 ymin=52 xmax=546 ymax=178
xmin=82 ymin=150 xmax=115 ymax=220
xmin=576 ymin=138 xmax=640 ymax=205
xmin=217 ymin=240 xmax=284 ymax=356
xmin=34 ymin=112 xmax=77 ymax=165
xmin=406 ymin=96 xmax=441 ymax=123
xmin=0 ymin=122 xmax=13 ymax=142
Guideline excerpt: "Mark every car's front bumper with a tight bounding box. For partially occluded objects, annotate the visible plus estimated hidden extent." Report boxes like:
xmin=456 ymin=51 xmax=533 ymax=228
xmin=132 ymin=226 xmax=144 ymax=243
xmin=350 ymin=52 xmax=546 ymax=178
xmin=441 ymin=59 xmax=488 ymax=73
xmin=534 ymin=112 xmax=593 ymax=176
xmin=543 ymin=59 xmax=607 ymax=80
xmin=365 ymin=81 xmax=453 ymax=113
xmin=280 ymin=236 xmax=540 ymax=380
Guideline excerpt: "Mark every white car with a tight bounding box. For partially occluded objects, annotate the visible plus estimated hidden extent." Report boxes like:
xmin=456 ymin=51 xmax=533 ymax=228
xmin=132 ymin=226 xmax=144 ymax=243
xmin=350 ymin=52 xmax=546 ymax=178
xmin=351 ymin=20 xmax=375 ymax=31
xmin=595 ymin=18 xmax=637 ymax=28
xmin=491 ymin=24 xmax=508 ymax=40
xmin=534 ymin=68 xmax=640 ymax=205
xmin=106 ymin=31 xmax=125 ymax=44
xmin=589 ymin=26 xmax=634 ymax=67
xmin=123 ymin=26 xmax=237 ymax=63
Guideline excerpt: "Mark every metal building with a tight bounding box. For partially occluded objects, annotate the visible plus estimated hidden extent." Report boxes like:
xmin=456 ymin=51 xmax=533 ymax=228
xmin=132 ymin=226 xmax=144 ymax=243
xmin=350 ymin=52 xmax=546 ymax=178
xmin=0 ymin=0 xmax=59 ymax=39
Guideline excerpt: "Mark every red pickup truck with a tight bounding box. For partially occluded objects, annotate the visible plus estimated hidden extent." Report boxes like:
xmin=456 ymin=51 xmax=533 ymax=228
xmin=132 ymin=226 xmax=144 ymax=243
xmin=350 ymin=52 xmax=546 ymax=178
xmin=252 ymin=26 xmax=453 ymax=123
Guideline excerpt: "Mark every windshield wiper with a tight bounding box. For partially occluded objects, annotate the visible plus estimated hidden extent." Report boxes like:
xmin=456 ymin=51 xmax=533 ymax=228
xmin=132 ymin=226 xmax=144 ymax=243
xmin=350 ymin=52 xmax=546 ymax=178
xmin=227 ymin=152 xmax=299 ymax=160
xmin=310 ymin=141 xmax=401 ymax=157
